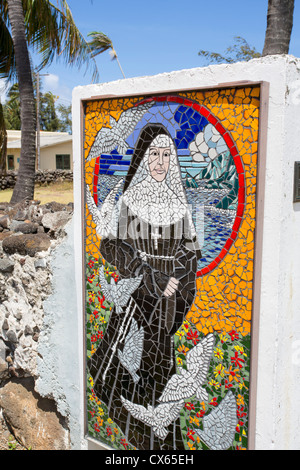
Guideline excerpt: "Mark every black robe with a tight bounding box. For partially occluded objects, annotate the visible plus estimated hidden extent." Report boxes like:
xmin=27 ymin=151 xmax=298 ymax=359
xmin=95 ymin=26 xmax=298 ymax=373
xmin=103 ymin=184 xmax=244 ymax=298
xmin=88 ymin=203 xmax=201 ymax=450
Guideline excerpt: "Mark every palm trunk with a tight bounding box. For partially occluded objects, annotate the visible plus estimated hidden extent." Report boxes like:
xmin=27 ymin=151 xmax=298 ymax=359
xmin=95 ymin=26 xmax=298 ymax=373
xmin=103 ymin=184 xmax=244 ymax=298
xmin=8 ymin=0 xmax=36 ymax=203
xmin=0 ymin=102 xmax=7 ymax=173
xmin=262 ymin=0 xmax=295 ymax=56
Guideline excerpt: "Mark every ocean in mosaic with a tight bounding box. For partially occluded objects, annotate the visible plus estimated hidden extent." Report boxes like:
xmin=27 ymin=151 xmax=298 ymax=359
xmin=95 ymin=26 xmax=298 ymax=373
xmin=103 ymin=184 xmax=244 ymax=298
xmin=83 ymin=87 xmax=260 ymax=450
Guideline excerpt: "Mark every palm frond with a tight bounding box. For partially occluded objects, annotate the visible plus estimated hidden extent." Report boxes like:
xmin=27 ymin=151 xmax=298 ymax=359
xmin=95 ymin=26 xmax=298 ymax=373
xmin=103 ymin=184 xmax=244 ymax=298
xmin=22 ymin=0 xmax=102 ymax=82
xmin=87 ymin=31 xmax=114 ymax=57
xmin=87 ymin=31 xmax=125 ymax=78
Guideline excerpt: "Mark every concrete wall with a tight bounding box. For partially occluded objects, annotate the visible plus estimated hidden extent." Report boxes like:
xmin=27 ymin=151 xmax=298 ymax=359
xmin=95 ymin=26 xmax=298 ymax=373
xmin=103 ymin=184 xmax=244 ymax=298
xmin=71 ymin=55 xmax=300 ymax=450
xmin=35 ymin=217 xmax=87 ymax=450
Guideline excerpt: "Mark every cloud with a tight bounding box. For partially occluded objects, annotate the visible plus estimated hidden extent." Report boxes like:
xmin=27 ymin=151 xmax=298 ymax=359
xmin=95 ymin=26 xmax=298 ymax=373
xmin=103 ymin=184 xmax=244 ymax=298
xmin=189 ymin=124 xmax=228 ymax=163
xmin=42 ymin=74 xmax=72 ymax=105
xmin=43 ymin=73 xmax=59 ymax=90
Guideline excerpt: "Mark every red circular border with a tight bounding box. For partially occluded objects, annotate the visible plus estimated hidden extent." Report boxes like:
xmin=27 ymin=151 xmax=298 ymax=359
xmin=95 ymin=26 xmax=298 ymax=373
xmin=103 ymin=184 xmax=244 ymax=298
xmin=92 ymin=95 xmax=245 ymax=278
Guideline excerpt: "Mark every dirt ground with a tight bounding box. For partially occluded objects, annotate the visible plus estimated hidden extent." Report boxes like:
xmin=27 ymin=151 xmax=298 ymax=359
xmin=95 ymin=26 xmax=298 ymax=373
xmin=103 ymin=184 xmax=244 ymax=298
xmin=0 ymin=181 xmax=74 ymax=205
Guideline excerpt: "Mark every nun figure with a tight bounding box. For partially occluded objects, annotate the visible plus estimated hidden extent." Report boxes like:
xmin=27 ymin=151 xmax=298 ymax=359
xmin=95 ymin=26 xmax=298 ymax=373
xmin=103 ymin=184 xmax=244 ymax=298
xmin=88 ymin=124 xmax=201 ymax=450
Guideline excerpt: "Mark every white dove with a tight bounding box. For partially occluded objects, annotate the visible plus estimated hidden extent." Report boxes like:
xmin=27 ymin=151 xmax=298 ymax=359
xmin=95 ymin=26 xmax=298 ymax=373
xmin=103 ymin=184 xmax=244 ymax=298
xmin=86 ymin=180 xmax=123 ymax=238
xmin=118 ymin=319 xmax=144 ymax=383
xmin=158 ymin=333 xmax=215 ymax=403
xmin=99 ymin=266 xmax=142 ymax=314
xmin=121 ymin=396 xmax=184 ymax=440
xmin=195 ymin=391 xmax=237 ymax=450
xmin=86 ymin=101 xmax=154 ymax=161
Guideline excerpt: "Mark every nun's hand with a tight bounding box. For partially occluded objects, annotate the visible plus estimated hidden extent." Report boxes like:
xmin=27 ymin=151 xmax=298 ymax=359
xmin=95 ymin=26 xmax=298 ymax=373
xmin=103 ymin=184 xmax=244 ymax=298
xmin=163 ymin=277 xmax=179 ymax=297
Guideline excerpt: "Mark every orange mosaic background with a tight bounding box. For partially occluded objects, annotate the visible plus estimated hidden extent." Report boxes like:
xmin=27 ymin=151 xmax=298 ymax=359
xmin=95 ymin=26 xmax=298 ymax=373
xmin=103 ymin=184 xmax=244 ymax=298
xmin=84 ymin=86 xmax=260 ymax=340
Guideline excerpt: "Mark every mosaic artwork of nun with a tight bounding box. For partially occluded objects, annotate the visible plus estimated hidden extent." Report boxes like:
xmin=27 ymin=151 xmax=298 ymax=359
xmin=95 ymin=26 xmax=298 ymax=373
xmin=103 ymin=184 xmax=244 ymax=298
xmin=88 ymin=124 xmax=214 ymax=450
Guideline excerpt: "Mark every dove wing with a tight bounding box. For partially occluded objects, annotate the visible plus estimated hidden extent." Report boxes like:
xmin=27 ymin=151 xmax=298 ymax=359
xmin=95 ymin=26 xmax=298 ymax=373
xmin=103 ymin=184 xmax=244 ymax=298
xmin=121 ymin=397 xmax=153 ymax=427
xmin=159 ymin=371 xmax=194 ymax=403
xmin=116 ymin=276 xmax=143 ymax=306
xmin=117 ymin=102 xmax=154 ymax=136
xmin=198 ymin=391 xmax=237 ymax=450
xmin=125 ymin=319 xmax=144 ymax=352
xmin=121 ymin=319 xmax=144 ymax=373
xmin=86 ymin=186 xmax=102 ymax=227
xmin=186 ymin=333 xmax=215 ymax=384
xmin=87 ymin=101 xmax=154 ymax=161
xmin=155 ymin=401 xmax=184 ymax=428
xmin=86 ymin=127 xmax=117 ymax=162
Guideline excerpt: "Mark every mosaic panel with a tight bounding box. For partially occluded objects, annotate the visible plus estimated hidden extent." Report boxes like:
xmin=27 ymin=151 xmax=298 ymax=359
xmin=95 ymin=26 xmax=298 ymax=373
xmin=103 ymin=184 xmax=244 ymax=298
xmin=83 ymin=86 xmax=261 ymax=451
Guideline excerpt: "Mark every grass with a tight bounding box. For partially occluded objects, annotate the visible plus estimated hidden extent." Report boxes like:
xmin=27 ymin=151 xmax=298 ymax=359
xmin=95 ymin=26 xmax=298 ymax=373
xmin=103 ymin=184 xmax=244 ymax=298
xmin=0 ymin=181 xmax=74 ymax=205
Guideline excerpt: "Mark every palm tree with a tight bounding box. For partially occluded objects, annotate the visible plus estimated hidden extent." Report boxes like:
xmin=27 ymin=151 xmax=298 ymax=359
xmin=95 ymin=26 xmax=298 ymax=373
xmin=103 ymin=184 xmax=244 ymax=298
xmin=7 ymin=0 xmax=36 ymax=202
xmin=0 ymin=0 xmax=112 ymax=203
xmin=198 ymin=36 xmax=261 ymax=65
xmin=262 ymin=0 xmax=295 ymax=56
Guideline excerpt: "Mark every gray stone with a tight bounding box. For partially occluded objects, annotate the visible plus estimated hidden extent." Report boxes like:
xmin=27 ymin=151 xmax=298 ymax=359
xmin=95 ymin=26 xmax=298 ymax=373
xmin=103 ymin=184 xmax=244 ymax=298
xmin=6 ymin=330 xmax=17 ymax=343
xmin=0 ymin=339 xmax=6 ymax=361
xmin=13 ymin=222 xmax=39 ymax=234
xmin=14 ymin=209 xmax=28 ymax=221
xmin=24 ymin=325 xmax=33 ymax=336
xmin=43 ymin=201 xmax=72 ymax=213
xmin=41 ymin=211 xmax=72 ymax=232
xmin=2 ymin=233 xmax=51 ymax=257
xmin=34 ymin=258 xmax=47 ymax=269
xmin=2 ymin=319 xmax=9 ymax=330
xmin=14 ymin=310 xmax=22 ymax=321
xmin=0 ymin=258 xmax=15 ymax=274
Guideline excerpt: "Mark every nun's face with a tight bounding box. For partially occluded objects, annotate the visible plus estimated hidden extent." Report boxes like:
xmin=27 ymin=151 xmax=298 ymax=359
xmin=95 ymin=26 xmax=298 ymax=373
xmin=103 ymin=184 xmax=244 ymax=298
xmin=148 ymin=146 xmax=170 ymax=182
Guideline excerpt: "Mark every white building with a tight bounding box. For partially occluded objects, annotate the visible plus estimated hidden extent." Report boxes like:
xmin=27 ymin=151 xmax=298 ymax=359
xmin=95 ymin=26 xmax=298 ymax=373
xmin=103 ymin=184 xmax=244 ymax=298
xmin=6 ymin=130 xmax=73 ymax=171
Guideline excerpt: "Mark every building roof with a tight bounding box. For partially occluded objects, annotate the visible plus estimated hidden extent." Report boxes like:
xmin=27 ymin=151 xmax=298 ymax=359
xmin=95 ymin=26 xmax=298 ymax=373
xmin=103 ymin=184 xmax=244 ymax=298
xmin=7 ymin=130 xmax=72 ymax=149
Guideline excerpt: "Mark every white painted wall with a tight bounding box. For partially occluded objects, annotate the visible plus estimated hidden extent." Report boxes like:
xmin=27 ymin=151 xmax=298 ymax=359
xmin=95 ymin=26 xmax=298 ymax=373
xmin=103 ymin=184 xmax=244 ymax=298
xmin=39 ymin=141 xmax=73 ymax=171
xmin=72 ymin=55 xmax=300 ymax=450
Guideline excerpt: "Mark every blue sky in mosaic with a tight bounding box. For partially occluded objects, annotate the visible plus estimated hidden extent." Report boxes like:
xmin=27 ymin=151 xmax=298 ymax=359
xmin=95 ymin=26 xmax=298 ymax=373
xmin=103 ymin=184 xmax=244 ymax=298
xmin=2 ymin=0 xmax=299 ymax=107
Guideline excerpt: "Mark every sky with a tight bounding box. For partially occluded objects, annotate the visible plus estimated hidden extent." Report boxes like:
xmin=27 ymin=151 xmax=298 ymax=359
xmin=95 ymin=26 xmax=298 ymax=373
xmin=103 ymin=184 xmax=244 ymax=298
xmin=2 ymin=0 xmax=300 ymax=108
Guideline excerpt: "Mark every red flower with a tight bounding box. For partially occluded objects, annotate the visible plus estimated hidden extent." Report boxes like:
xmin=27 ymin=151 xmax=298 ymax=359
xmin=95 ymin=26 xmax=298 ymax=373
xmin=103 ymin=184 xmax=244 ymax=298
xmin=225 ymin=379 xmax=233 ymax=389
xmin=97 ymin=330 xmax=103 ymax=340
xmin=187 ymin=428 xmax=195 ymax=442
xmin=88 ymin=260 xmax=95 ymax=268
xmin=91 ymin=334 xmax=97 ymax=343
xmin=106 ymin=426 xmax=112 ymax=436
xmin=209 ymin=397 xmax=218 ymax=407
xmin=196 ymin=410 xmax=205 ymax=418
xmin=186 ymin=329 xmax=200 ymax=345
xmin=93 ymin=310 xmax=99 ymax=318
xmin=229 ymin=330 xmax=239 ymax=341
xmin=231 ymin=351 xmax=245 ymax=368
xmin=237 ymin=406 xmax=247 ymax=419
xmin=97 ymin=295 xmax=106 ymax=309
xmin=121 ymin=438 xmax=128 ymax=449
xmin=94 ymin=423 xmax=100 ymax=433
xmin=185 ymin=402 xmax=195 ymax=411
